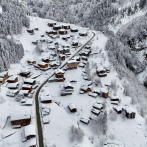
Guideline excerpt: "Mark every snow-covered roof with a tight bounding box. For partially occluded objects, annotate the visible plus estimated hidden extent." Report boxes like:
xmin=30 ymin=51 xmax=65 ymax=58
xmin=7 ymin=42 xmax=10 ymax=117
xmin=59 ymin=29 xmax=66 ymax=32
xmin=38 ymin=62 xmax=48 ymax=66
xmin=68 ymin=103 xmax=77 ymax=110
xmin=6 ymin=89 xmax=19 ymax=96
xmin=80 ymin=117 xmax=90 ymax=123
xmin=25 ymin=124 xmax=36 ymax=137
xmin=41 ymin=96 xmax=52 ymax=101
xmin=91 ymin=108 xmax=100 ymax=114
xmin=81 ymin=85 xmax=89 ymax=91
xmin=55 ymin=69 xmax=65 ymax=74
xmin=11 ymin=113 xmax=30 ymax=121
xmin=88 ymin=92 xmax=98 ymax=97
xmin=22 ymin=84 xmax=32 ymax=88
xmin=27 ymin=138 xmax=36 ymax=147
xmin=0 ymin=71 xmax=8 ymax=77
xmin=125 ymin=106 xmax=135 ymax=114
xmin=7 ymin=76 xmax=17 ymax=81
xmin=0 ymin=78 xmax=4 ymax=81
xmin=19 ymin=90 xmax=29 ymax=95
xmin=67 ymin=60 xmax=78 ymax=64
xmin=64 ymin=82 xmax=72 ymax=88
xmin=24 ymin=78 xmax=36 ymax=84
xmin=20 ymin=69 xmax=30 ymax=73
xmin=113 ymin=106 xmax=122 ymax=111
xmin=111 ymin=95 xmax=120 ymax=100
xmin=7 ymin=83 xmax=19 ymax=88
xmin=93 ymin=103 xmax=103 ymax=109
xmin=97 ymin=66 xmax=105 ymax=72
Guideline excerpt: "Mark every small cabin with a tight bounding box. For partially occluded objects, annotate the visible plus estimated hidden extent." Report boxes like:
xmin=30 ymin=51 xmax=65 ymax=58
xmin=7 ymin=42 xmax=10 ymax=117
xmin=63 ymin=47 xmax=70 ymax=54
xmin=24 ymin=79 xmax=36 ymax=85
xmin=42 ymin=57 xmax=50 ymax=63
xmin=10 ymin=113 xmax=31 ymax=126
xmin=0 ymin=78 xmax=5 ymax=84
xmin=70 ymin=28 xmax=78 ymax=32
xmin=55 ymin=69 xmax=65 ymax=79
xmin=57 ymin=48 xmax=64 ymax=54
xmin=25 ymin=124 xmax=36 ymax=140
xmin=59 ymin=54 xmax=66 ymax=61
xmin=79 ymin=32 xmax=87 ymax=36
xmin=7 ymin=76 xmax=18 ymax=83
xmin=62 ymin=24 xmax=70 ymax=29
xmin=97 ymin=66 xmax=107 ymax=77
xmin=111 ymin=96 xmax=120 ymax=102
xmin=93 ymin=103 xmax=103 ymax=110
xmin=67 ymin=60 xmax=78 ymax=68
xmin=38 ymin=62 xmax=49 ymax=69
xmin=101 ymin=88 xmax=109 ymax=98
xmin=7 ymin=83 xmax=19 ymax=89
xmin=22 ymin=84 xmax=33 ymax=93
xmin=79 ymin=50 xmax=90 ymax=57
xmin=20 ymin=70 xmax=30 ymax=77
xmin=124 ymin=107 xmax=135 ymax=119
xmin=113 ymin=107 xmax=122 ymax=114
xmin=19 ymin=90 xmax=30 ymax=97
xmin=80 ymin=85 xmax=91 ymax=93
xmin=49 ymin=61 xmax=59 ymax=68
xmin=59 ymin=29 xmax=67 ymax=35
xmin=80 ymin=117 xmax=90 ymax=124
xmin=48 ymin=21 xmax=56 ymax=27
xmin=53 ymin=25 xmax=62 ymax=30
xmin=64 ymin=83 xmax=74 ymax=91
xmin=27 ymin=59 xmax=36 ymax=65
xmin=0 ymin=71 xmax=8 ymax=79
xmin=72 ymin=41 xmax=79 ymax=47
xmin=6 ymin=89 xmax=19 ymax=97
xmin=46 ymin=31 xmax=57 ymax=35
xmin=68 ymin=103 xmax=77 ymax=112
xmin=40 ymin=96 xmax=52 ymax=104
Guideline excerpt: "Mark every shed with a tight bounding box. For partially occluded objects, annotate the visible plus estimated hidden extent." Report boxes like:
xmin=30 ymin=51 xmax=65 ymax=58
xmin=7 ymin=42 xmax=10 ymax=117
xmin=7 ymin=76 xmax=18 ymax=83
xmin=68 ymin=103 xmax=77 ymax=112
xmin=80 ymin=117 xmax=90 ymax=124
xmin=40 ymin=96 xmax=52 ymax=103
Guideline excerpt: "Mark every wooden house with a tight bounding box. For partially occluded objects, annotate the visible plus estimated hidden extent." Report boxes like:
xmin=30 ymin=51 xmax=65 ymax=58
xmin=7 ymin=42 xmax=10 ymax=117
xmin=20 ymin=70 xmax=30 ymax=77
xmin=79 ymin=31 xmax=87 ymax=36
xmin=93 ymin=103 xmax=103 ymax=110
xmin=0 ymin=78 xmax=5 ymax=84
xmin=67 ymin=60 xmax=78 ymax=68
xmin=7 ymin=83 xmax=19 ymax=89
xmin=42 ymin=56 xmax=49 ymax=63
xmin=49 ymin=61 xmax=59 ymax=68
xmin=80 ymin=117 xmax=90 ymax=124
xmin=59 ymin=54 xmax=66 ymax=61
xmin=40 ymin=96 xmax=52 ymax=104
xmin=0 ymin=71 xmax=8 ymax=79
xmin=10 ymin=113 xmax=31 ymax=126
xmin=55 ymin=69 xmax=65 ymax=79
xmin=64 ymin=83 xmax=74 ymax=91
xmin=59 ymin=29 xmax=67 ymax=35
xmin=53 ymin=25 xmax=62 ymax=30
xmin=24 ymin=79 xmax=36 ymax=85
xmin=24 ymin=124 xmax=36 ymax=140
xmin=63 ymin=47 xmax=70 ymax=54
xmin=113 ymin=107 xmax=122 ymax=114
xmin=88 ymin=92 xmax=98 ymax=98
xmin=22 ymin=84 xmax=33 ymax=93
xmin=38 ymin=62 xmax=49 ymax=69
xmin=80 ymin=85 xmax=91 ymax=93
xmin=72 ymin=41 xmax=79 ymax=47
xmin=27 ymin=59 xmax=36 ymax=65
xmin=70 ymin=28 xmax=78 ymax=32
xmin=101 ymin=88 xmax=109 ymax=98
xmin=79 ymin=50 xmax=90 ymax=57
xmin=7 ymin=76 xmax=18 ymax=83
xmin=48 ymin=21 xmax=56 ymax=27
xmin=124 ymin=107 xmax=135 ymax=119
xmin=97 ymin=66 xmax=107 ymax=77
xmin=62 ymin=24 xmax=70 ymax=29
xmin=111 ymin=96 xmax=120 ymax=102
xmin=68 ymin=103 xmax=77 ymax=112
xmin=6 ymin=89 xmax=19 ymax=97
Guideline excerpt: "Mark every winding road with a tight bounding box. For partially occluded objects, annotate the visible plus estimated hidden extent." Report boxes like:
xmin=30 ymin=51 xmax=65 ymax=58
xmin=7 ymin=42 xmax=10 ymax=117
xmin=34 ymin=32 xmax=95 ymax=147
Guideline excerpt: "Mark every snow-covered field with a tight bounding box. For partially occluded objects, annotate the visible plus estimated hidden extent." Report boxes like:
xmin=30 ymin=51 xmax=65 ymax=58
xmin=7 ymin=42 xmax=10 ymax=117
xmin=0 ymin=16 xmax=147 ymax=147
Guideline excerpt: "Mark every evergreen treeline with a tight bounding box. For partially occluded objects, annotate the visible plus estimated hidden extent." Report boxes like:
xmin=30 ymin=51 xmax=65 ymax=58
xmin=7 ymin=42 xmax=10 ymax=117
xmin=0 ymin=0 xmax=30 ymax=72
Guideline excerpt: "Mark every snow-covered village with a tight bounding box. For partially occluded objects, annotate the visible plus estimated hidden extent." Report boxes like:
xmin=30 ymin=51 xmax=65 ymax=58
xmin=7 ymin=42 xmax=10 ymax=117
xmin=1 ymin=0 xmax=147 ymax=147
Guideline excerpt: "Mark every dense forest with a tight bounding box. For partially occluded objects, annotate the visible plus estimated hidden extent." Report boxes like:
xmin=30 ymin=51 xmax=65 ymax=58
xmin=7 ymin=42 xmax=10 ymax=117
xmin=0 ymin=0 xmax=30 ymax=72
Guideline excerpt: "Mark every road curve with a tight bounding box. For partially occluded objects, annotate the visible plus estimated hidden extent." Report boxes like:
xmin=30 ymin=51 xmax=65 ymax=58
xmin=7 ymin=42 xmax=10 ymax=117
xmin=34 ymin=32 xmax=95 ymax=147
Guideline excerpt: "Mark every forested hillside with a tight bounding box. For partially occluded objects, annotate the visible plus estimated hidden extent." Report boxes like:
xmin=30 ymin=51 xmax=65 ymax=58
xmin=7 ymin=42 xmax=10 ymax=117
xmin=0 ymin=0 xmax=30 ymax=72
